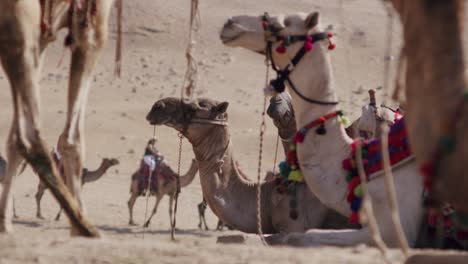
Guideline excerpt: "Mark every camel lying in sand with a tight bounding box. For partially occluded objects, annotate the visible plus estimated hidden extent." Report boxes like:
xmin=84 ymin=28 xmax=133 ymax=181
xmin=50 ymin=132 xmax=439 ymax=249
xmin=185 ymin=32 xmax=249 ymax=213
xmin=127 ymin=158 xmax=198 ymax=227
xmin=220 ymin=11 xmax=423 ymax=246
xmin=146 ymin=97 xmax=356 ymax=234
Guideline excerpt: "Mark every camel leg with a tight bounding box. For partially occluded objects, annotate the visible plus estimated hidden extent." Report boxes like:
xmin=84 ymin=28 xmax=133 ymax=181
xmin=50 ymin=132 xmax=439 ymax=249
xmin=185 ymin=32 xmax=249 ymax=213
xmin=127 ymin=192 xmax=138 ymax=226
xmin=35 ymin=182 xmax=46 ymax=219
xmin=216 ymin=220 xmax=224 ymax=231
xmin=0 ymin=130 xmax=24 ymax=232
xmin=197 ymin=200 xmax=209 ymax=230
xmin=0 ymin=1 xmax=99 ymax=237
xmin=143 ymin=194 xmax=163 ymax=228
xmin=56 ymin=0 xmax=113 ymax=236
xmin=12 ymin=196 xmax=18 ymax=219
xmin=168 ymin=193 xmax=174 ymax=228
xmin=55 ymin=208 xmax=62 ymax=221
xmin=197 ymin=202 xmax=203 ymax=229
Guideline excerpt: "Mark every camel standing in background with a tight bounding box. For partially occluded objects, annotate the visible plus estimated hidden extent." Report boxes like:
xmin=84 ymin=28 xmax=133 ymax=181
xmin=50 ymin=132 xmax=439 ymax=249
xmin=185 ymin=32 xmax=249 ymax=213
xmin=37 ymin=158 xmax=119 ymax=220
xmin=220 ymin=12 xmax=422 ymax=246
xmin=127 ymin=159 xmax=198 ymax=227
xmin=0 ymin=0 xmax=116 ymax=236
xmin=1 ymin=154 xmax=118 ymax=220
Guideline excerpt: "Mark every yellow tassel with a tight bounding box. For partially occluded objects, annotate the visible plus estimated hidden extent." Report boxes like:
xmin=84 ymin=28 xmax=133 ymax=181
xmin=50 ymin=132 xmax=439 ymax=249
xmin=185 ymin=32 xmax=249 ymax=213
xmin=339 ymin=116 xmax=349 ymax=126
xmin=288 ymin=170 xmax=303 ymax=182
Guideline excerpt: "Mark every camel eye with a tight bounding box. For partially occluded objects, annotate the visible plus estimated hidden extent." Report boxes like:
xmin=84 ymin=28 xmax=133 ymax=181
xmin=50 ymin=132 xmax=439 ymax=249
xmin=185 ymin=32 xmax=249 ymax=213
xmin=199 ymin=101 xmax=209 ymax=108
xmin=284 ymin=19 xmax=291 ymax=27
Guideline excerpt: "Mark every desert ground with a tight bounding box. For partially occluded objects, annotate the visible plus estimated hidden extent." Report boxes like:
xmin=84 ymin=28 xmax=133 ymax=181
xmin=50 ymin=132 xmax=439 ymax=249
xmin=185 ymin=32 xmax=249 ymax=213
xmin=0 ymin=0 xmax=468 ymax=263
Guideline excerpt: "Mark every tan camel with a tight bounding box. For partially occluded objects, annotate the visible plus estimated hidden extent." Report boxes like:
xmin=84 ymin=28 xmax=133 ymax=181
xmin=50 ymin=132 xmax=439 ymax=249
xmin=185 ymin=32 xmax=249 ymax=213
xmin=389 ymin=1 xmax=468 ymax=262
xmin=127 ymin=159 xmax=198 ymax=227
xmin=0 ymin=0 xmax=115 ymax=236
xmin=387 ymin=0 xmax=468 ymax=211
xmin=220 ymin=12 xmax=423 ymax=246
xmin=36 ymin=158 xmax=119 ymax=220
xmin=146 ymin=97 xmax=356 ymax=234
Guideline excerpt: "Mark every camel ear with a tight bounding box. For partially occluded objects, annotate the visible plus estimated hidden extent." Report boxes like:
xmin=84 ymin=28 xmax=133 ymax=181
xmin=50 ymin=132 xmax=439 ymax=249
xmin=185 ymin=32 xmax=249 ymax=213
xmin=305 ymin=12 xmax=319 ymax=29
xmin=213 ymin=102 xmax=229 ymax=114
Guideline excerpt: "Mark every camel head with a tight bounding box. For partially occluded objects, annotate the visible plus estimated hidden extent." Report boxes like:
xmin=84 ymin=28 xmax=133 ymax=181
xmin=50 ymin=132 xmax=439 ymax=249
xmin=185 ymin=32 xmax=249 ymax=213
xmin=147 ymin=97 xmax=229 ymax=140
xmin=103 ymin=158 xmax=119 ymax=168
xmin=220 ymin=12 xmax=322 ymax=54
xmin=267 ymin=92 xmax=296 ymax=138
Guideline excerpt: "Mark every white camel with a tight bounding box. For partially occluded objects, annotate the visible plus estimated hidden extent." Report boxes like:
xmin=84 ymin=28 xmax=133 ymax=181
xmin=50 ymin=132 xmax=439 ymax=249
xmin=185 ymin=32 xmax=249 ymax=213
xmin=220 ymin=12 xmax=423 ymax=247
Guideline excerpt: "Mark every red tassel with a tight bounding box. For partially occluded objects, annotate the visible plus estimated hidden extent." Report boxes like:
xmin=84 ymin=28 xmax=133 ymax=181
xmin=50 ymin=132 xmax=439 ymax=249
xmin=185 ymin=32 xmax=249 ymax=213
xmin=295 ymin=132 xmax=305 ymax=143
xmin=342 ymin=159 xmax=352 ymax=170
xmin=276 ymin=45 xmax=287 ymax=54
xmin=304 ymin=41 xmax=313 ymax=52
xmin=262 ymin=21 xmax=268 ymax=30
xmin=348 ymin=177 xmax=361 ymax=191
xmin=347 ymin=191 xmax=356 ymax=203
xmin=328 ymin=42 xmax=336 ymax=50
xmin=349 ymin=212 xmax=359 ymax=224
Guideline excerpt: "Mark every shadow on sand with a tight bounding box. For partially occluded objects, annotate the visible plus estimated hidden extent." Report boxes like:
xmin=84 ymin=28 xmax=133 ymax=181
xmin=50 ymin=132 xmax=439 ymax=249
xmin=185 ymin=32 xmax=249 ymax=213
xmin=97 ymin=224 xmax=213 ymax=238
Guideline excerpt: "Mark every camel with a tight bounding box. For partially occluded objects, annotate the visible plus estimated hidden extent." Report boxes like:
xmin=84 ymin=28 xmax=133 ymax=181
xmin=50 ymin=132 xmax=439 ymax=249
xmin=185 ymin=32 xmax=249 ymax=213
xmin=36 ymin=158 xmax=119 ymax=220
xmin=0 ymin=0 xmax=116 ymax=236
xmin=145 ymin=97 xmax=359 ymax=234
xmin=127 ymin=158 xmax=198 ymax=227
xmin=387 ymin=1 xmax=468 ymax=211
xmin=220 ymin=12 xmax=424 ymax=246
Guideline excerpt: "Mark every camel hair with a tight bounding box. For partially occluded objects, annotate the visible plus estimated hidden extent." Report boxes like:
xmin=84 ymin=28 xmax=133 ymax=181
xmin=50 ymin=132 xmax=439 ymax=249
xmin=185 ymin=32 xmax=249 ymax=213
xmin=387 ymin=0 xmax=468 ymax=211
xmin=0 ymin=0 xmax=115 ymax=236
xmin=146 ymin=97 xmax=365 ymax=234
xmin=37 ymin=157 xmax=119 ymax=220
xmin=127 ymin=159 xmax=198 ymax=227
xmin=220 ymin=12 xmax=423 ymax=246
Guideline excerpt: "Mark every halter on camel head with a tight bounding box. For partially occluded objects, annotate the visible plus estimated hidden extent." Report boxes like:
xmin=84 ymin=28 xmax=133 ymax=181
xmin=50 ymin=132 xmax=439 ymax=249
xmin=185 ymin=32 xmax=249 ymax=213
xmin=261 ymin=12 xmax=339 ymax=106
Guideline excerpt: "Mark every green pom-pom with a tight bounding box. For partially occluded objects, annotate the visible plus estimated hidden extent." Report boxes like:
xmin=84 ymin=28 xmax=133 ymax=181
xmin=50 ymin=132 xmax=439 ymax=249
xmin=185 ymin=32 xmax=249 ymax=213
xmin=289 ymin=144 xmax=296 ymax=151
xmin=290 ymin=165 xmax=297 ymax=170
xmin=354 ymin=184 xmax=363 ymax=197
xmin=339 ymin=116 xmax=349 ymax=126
xmin=288 ymin=170 xmax=303 ymax=182
xmin=439 ymin=136 xmax=456 ymax=153
xmin=346 ymin=172 xmax=354 ymax=182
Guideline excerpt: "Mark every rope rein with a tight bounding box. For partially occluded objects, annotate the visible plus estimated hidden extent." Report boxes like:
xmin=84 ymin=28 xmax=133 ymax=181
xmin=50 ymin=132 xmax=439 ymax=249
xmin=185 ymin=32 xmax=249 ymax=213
xmin=254 ymin=54 xmax=272 ymax=246
xmin=170 ymin=0 xmax=200 ymax=241
xmin=379 ymin=4 xmax=410 ymax=256
xmin=170 ymin=133 xmax=184 ymax=241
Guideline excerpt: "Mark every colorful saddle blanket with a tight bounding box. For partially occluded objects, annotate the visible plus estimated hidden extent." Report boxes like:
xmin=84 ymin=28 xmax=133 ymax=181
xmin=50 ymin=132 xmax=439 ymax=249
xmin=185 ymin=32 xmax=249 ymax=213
xmin=342 ymin=117 xmax=411 ymax=224
xmin=137 ymin=161 xmax=171 ymax=195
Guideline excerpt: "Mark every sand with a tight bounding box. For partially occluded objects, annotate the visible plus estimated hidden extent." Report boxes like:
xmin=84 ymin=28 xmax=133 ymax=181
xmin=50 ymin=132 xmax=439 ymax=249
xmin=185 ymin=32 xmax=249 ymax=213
xmin=0 ymin=0 xmax=467 ymax=263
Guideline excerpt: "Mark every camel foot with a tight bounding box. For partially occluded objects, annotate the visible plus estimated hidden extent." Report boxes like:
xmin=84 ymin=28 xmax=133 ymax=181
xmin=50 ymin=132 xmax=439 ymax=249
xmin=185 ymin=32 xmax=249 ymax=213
xmin=36 ymin=214 xmax=45 ymax=220
xmin=0 ymin=220 xmax=13 ymax=233
xmin=13 ymin=214 xmax=18 ymax=219
xmin=143 ymin=221 xmax=150 ymax=228
xmin=198 ymin=223 xmax=202 ymax=229
xmin=54 ymin=215 xmax=61 ymax=221
xmin=129 ymin=221 xmax=138 ymax=226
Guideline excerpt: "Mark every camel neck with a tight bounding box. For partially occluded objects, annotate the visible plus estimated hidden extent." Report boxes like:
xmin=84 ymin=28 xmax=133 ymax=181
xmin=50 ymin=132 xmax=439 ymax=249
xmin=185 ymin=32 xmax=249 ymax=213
xmin=190 ymin=127 xmax=275 ymax=233
xmin=277 ymin=41 xmax=353 ymax=215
